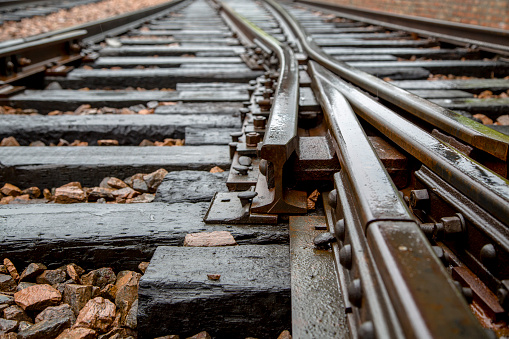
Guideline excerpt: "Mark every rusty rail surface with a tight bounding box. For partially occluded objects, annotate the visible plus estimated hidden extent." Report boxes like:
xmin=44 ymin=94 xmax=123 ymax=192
xmin=0 ymin=30 xmax=85 ymax=84
xmin=266 ymin=0 xmax=509 ymax=163
xmin=264 ymin=0 xmax=509 ymax=226
xmin=295 ymin=0 xmax=509 ymax=55
xmin=311 ymin=61 xmax=486 ymax=338
xmin=216 ymin=1 xmax=509 ymax=337
xmin=219 ymin=1 xmax=307 ymax=213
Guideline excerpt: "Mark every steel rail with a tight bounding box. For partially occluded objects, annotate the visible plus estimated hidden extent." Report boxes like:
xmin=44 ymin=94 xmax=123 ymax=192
xmin=309 ymin=60 xmax=509 ymax=226
xmin=265 ymin=0 xmax=509 ymax=162
xmin=219 ymin=1 xmax=305 ymax=213
xmin=0 ymin=30 xmax=85 ymax=84
xmin=311 ymin=63 xmax=411 ymax=228
xmin=311 ymin=62 xmax=487 ymax=338
xmin=0 ymin=0 xmax=188 ymax=84
xmin=294 ymin=0 xmax=509 ymax=55
xmin=1 ymin=0 xmax=188 ymax=47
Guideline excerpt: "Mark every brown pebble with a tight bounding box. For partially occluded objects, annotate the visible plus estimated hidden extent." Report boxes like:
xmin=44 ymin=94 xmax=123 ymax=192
xmin=14 ymin=284 xmax=62 ymax=310
xmin=0 ymin=196 xmax=14 ymax=204
xmin=55 ymin=184 xmax=86 ymax=204
xmin=209 ymin=166 xmax=224 ymax=173
xmin=1 ymin=183 xmax=22 ymax=197
xmin=57 ymin=138 xmax=70 ymax=146
xmin=138 ymin=108 xmax=154 ymax=115
xmin=107 ymin=177 xmax=128 ymax=189
xmin=21 ymin=187 xmax=41 ymax=199
xmin=496 ymin=115 xmax=509 ymax=125
xmin=186 ymin=332 xmax=211 ymax=339
xmin=74 ymin=297 xmax=116 ymax=332
xmin=207 ymin=274 xmax=220 ymax=281
xmin=0 ymin=136 xmax=20 ymax=146
xmin=139 ymin=139 xmax=155 ymax=146
xmin=43 ymin=188 xmax=53 ymax=200
xmin=277 ymin=330 xmax=292 ymax=339
xmin=3 ymin=259 xmax=20 ymax=281
xmin=473 ymin=113 xmax=493 ymax=125
xmin=97 ymin=139 xmax=119 ymax=146
xmin=67 ymin=265 xmax=81 ymax=283
xmin=138 ymin=262 xmax=150 ymax=274
xmin=55 ymin=327 xmax=97 ymax=339
xmin=307 ymin=189 xmax=320 ymax=210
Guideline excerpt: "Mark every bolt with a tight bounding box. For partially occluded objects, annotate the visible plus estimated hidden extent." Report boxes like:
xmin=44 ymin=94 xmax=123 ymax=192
xmin=335 ymin=219 xmax=345 ymax=241
xmin=259 ymin=159 xmax=268 ymax=176
xmin=328 ymin=189 xmax=337 ymax=207
xmin=249 ymin=80 xmax=257 ymax=86
xmin=230 ymin=131 xmax=243 ymax=143
xmin=263 ymin=88 xmax=274 ymax=99
xmin=233 ymin=165 xmax=249 ymax=176
xmin=313 ymin=232 xmax=336 ymax=249
xmin=480 ymin=244 xmax=497 ymax=267
xmin=435 ymin=214 xmax=465 ymax=240
xmin=339 ymin=244 xmax=352 ymax=269
xmin=242 ymin=101 xmax=252 ymax=107
xmin=245 ymin=132 xmax=260 ymax=147
xmin=498 ymin=287 xmax=509 ymax=308
xmin=238 ymin=191 xmax=257 ymax=205
xmin=239 ymin=108 xmax=249 ymax=124
xmin=347 ymin=279 xmax=362 ymax=307
xmin=258 ymin=99 xmax=272 ymax=108
xmin=253 ymin=116 xmax=267 ymax=129
xmin=419 ymin=223 xmax=435 ymax=237
xmin=228 ymin=142 xmax=238 ymax=159
xmin=409 ymin=189 xmax=430 ymax=211
xmin=238 ymin=156 xmax=252 ymax=166
xmin=247 ymin=85 xmax=256 ymax=96
xmin=358 ymin=321 xmax=375 ymax=339
xmin=18 ymin=58 xmax=31 ymax=66
xmin=441 ymin=214 xmax=465 ymax=235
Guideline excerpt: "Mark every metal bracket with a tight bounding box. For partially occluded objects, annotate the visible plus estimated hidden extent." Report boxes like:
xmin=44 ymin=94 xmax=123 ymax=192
xmin=204 ymin=192 xmax=278 ymax=224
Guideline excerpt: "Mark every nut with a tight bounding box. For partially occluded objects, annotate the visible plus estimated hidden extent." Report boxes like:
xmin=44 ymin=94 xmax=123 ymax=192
xmin=245 ymin=132 xmax=260 ymax=147
xmin=409 ymin=189 xmax=430 ymax=211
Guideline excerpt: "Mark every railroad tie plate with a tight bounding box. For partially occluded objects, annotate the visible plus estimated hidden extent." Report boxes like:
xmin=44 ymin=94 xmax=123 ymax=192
xmin=204 ymin=192 xmax=278 ymax=224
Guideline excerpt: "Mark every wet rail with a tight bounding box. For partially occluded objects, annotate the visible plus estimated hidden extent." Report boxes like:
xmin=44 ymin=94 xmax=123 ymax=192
xmin=214 ymin=0 xmax=509 ymax=337
xmin=0 ymin=0 xmax=509 ymax=337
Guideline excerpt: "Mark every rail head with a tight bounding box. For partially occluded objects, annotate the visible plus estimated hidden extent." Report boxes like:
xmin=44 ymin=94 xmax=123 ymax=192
xmin=309 ymin=60 xmax=411 ymax=227
xmin=265 ymin=0 xmax=509 ymax=162
xmin=218 ymin=1 xmax=305 ymax=213
xmin=294 ymin=0 xmax=509 ymax=55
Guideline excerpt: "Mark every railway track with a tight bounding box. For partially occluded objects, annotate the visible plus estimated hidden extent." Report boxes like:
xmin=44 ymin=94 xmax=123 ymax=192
xmin=0 ymin=0 xmax=509 ymax=338
xmin=0 ymin=0 xmax=103 ymax=24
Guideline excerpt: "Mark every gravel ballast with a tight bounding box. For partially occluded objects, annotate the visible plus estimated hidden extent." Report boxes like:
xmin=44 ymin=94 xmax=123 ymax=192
xmin=0 ymin=0 xmax=174 ymax=41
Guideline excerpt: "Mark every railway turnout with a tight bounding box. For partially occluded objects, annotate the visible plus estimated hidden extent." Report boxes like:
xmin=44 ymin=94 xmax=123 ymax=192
xmin=0 ymin=0 xmax=509 ymax=338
